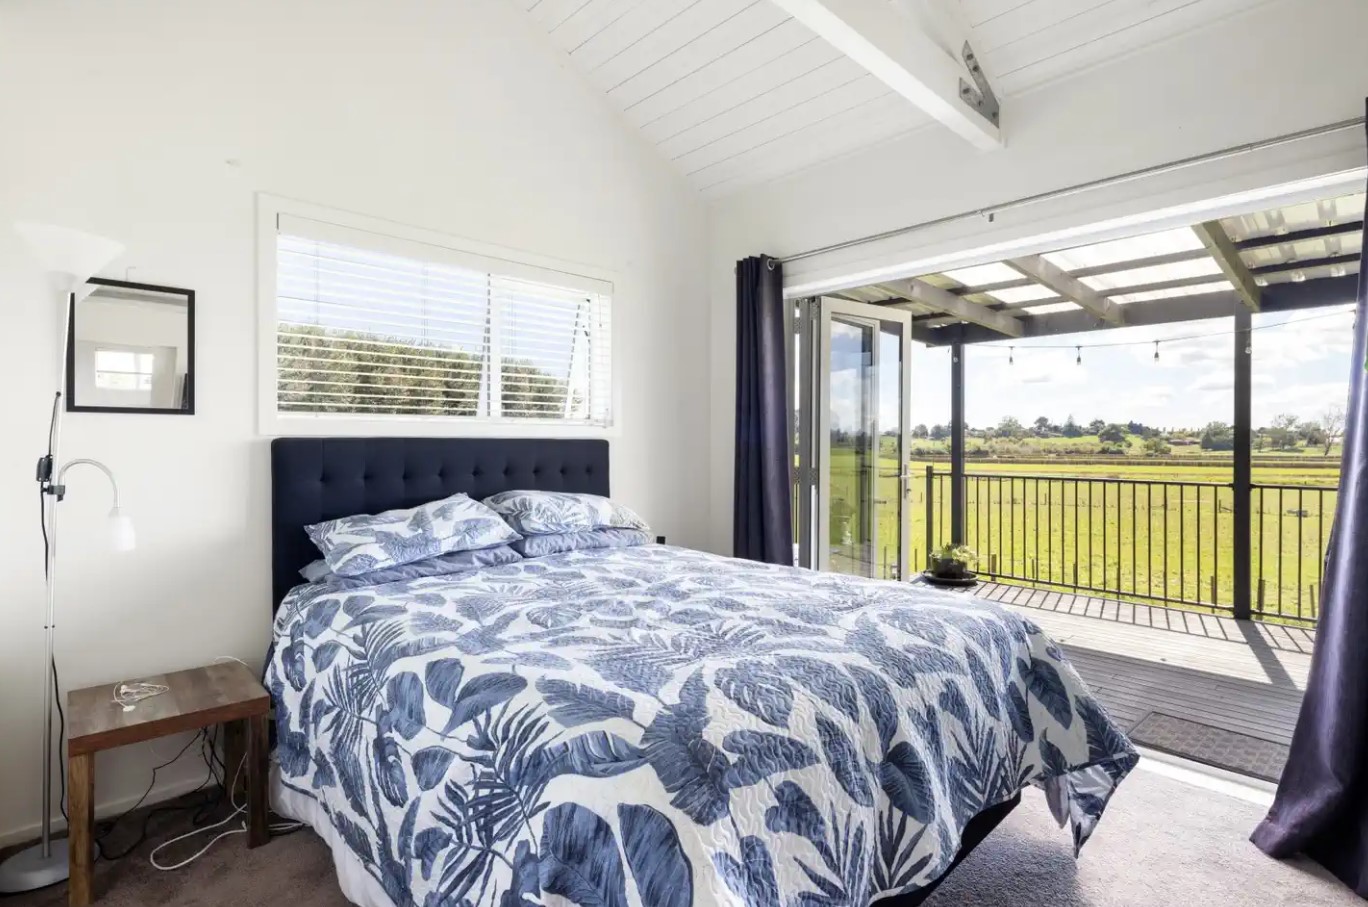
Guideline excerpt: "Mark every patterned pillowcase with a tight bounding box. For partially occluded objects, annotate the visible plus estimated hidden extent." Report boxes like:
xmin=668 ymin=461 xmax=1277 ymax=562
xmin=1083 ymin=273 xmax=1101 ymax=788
xmin=483 ymin=490 xmax=649 ymax=536
xmin=305 ymin=493 xmax=521 ymax=577
xmin=512 ymin=528 xmax=653 ymax=558
xmin=306 ymin=545 xmax=523 ymax=589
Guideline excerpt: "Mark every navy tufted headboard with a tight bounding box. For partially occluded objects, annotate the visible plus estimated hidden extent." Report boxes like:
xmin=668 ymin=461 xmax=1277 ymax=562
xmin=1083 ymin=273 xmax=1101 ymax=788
xmin=270 ymin=437 xmax=610 ymax=611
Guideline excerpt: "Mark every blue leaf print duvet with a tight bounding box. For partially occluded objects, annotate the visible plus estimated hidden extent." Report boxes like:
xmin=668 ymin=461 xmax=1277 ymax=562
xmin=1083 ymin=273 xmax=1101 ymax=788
xmin=266 ymin=545 xmax=1137 ymax=907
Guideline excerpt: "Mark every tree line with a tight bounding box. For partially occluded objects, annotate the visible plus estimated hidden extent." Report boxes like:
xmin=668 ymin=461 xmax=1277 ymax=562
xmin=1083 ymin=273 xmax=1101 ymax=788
xmin=277 ymin=323 xmax=572 ymax=417
xmin=905 ymin=407 xmax=1345 ymax=456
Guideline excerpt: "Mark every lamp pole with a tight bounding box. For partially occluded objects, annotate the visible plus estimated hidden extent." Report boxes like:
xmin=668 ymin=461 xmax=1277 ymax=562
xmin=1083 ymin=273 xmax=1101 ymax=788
xmin=0 ymin=224 xmax=126 ymax=894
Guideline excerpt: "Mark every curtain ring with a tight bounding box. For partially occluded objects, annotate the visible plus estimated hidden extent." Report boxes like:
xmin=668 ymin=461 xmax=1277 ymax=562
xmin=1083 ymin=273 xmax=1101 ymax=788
xmin=765 ymin=257 xmax=777 ymax=271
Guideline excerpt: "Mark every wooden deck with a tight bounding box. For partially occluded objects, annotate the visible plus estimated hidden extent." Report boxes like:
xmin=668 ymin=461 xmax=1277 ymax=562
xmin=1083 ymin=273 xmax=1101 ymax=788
xmin=976 ymin=582 xmax=1314 ymax=760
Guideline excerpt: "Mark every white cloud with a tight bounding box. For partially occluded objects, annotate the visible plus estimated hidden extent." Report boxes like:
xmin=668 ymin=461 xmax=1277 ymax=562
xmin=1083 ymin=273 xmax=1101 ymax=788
xmin=1187 ymin=371 xmax=1274 ymax=393
xmin=1254 ymin=381 xmax=1351 ymax=425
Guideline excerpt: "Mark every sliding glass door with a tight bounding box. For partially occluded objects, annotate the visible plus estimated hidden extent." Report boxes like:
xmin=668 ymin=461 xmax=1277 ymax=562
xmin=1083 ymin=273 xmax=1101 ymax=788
xmin=795 ymin=297 xmax=912 ymax=580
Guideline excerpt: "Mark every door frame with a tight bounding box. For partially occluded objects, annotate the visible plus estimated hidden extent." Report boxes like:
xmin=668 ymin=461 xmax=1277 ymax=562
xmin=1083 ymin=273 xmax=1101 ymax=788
xmin=798 ymin=296 xmax=913 ymax=578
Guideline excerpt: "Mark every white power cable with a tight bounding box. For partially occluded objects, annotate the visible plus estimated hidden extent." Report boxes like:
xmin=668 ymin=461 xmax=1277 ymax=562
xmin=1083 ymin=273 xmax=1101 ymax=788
xmin=111 ymin=681 xmax=169 ymax=712
xmin=149 ymin=753 xmax=302 ymax=871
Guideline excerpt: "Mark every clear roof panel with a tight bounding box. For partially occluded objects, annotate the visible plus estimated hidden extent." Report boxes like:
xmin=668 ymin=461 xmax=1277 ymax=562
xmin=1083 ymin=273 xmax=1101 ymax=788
xmin=1221 ymin=192 xmax=1364 ymax=242
xmin=1258 ymin=261 xmax=1359 ymax=287
xmin=1042 ymin=227 xmax=1204 ymax=271
xmin=939 ymin=262 xmax=1024 ymax=286
xmin=1114 ymin=280 xmax=1233 ymax=304
xmin=1021 ymin=301 xmax=1077 ymax=315
xmin=985 ymin=284 xmax=1057 ymax=304
xmin=1081 ymin=257 xmax=1222 ymax=292
xmin=1241 ymin=231 xmax=1361 ymax=269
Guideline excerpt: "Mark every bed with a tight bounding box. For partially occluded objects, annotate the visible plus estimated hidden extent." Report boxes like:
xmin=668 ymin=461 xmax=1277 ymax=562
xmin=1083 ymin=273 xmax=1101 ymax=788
xmin=266 ymin=437 xmax=1138 ymax=907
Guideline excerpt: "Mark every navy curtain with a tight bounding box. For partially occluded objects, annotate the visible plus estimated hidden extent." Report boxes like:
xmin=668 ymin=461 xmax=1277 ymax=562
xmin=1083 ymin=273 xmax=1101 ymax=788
xmin=1252 ymin=150 xmax=1368 ymax=895
xmin=734 ymin=256 xmax=793 ymax=564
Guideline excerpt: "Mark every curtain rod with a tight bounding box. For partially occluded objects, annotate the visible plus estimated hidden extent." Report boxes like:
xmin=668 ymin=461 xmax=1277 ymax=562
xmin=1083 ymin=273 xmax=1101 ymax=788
xmin=777 ymin=115 xmax=1366 ymax=267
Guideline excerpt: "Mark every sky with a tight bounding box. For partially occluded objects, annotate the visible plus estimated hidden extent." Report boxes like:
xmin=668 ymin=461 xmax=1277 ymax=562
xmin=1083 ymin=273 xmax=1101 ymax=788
xmin=896 ymin=304 xmax=1358 ymax=432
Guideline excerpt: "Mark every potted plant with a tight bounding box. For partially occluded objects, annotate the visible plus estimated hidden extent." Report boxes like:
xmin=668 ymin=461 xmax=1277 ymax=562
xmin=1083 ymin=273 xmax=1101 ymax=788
xmin=923 ymin=544 xmax=979 ymax=587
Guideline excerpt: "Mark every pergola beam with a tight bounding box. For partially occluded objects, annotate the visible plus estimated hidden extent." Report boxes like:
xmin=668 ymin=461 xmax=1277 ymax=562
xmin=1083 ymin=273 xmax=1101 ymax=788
xmin=917 ymin=275 xmax=1356 ymax=345
xmin=1193 ymin=221 xmax=1261 ymax=311
xmin=881 ymin=278 xmax=1023 ymax=337
xmin=766 ymin=0 xmax=1001 ymax=150
xmin=1005 ymin=254 xmax=1125 ymax=325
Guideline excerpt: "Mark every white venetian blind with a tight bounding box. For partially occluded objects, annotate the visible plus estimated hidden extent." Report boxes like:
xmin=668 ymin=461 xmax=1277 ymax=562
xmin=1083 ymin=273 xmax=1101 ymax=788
xmin=273 ymin=217 xmax=612 ymax=426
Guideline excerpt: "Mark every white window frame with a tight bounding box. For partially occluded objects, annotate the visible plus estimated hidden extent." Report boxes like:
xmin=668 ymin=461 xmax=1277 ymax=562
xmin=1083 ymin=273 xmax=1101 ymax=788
xmin=256 ymin=194 xmax=621 ymax=438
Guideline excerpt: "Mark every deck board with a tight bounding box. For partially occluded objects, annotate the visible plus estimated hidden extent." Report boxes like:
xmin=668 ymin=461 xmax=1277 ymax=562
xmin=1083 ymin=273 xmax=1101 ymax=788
xmin=971 ymin=581 xmax=1313 ymax=765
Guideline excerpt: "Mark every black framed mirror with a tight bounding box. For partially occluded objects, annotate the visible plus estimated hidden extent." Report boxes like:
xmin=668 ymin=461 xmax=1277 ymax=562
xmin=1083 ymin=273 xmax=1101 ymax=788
xmin=65 ymin=277 xmax=195 ymax=414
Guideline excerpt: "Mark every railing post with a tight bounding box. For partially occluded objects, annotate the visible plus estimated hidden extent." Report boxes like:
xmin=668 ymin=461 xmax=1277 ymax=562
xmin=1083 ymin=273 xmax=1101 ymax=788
xmin=950 ymin=340 xmax=966 ymax=544
xmin=924 ymin=465 xmax=935 ymax=568
xmin=1233 ymin=306 xmax=1253 ymax=620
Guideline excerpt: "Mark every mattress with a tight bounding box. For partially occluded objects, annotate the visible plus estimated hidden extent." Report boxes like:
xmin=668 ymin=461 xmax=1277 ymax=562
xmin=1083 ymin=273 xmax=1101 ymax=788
xmin=266 ymin=544 xmax=1137 ymax=907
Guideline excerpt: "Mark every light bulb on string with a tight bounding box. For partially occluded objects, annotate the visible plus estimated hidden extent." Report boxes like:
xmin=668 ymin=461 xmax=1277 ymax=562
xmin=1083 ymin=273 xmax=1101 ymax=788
xmin=1153 ymin=341 xmax=1160 ymax=362
xmin=1009 ymin=346 xmax=1014 ymax=365
xmin=1075 ymin=346 xmax=1081 ymax=365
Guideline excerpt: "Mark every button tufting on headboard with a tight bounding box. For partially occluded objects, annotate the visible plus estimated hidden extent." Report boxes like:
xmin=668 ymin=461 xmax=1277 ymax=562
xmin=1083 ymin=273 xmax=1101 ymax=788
xmin=270 ymin=437 xmax=609 ymax=612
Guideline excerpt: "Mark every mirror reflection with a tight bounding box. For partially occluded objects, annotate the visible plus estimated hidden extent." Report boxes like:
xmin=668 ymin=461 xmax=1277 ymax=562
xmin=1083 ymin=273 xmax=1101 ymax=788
xmin=67 ymin=279 xmax=194 ymax=414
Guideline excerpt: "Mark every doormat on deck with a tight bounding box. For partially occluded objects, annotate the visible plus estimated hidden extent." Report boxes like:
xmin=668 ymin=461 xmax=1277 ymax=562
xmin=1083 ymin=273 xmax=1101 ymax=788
xmin=1129 ymin=712 xmax=1288 ymax=783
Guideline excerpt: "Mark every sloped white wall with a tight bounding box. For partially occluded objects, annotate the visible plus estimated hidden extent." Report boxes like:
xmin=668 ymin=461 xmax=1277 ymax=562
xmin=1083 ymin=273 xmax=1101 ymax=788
xmin=705 ymin=0 xmax=1368 ymax=554
xmin=0 ymin=0 xmax=709 ymax=843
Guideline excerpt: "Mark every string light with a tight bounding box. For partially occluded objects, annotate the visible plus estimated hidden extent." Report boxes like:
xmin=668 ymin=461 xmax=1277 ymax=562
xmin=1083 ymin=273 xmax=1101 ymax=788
xmin=1075 ymin=346 xmax=1081 ymax=365
xmin=1153 ymin=340 xmax=1160 ymax=362
xmin=968 ymin=307 xmax=1351 ymax=357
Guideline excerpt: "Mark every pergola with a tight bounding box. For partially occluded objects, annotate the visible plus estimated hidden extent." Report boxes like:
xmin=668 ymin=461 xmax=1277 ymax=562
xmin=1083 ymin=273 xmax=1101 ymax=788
xmin=830 ymin=189 xmax=1364 ymax=620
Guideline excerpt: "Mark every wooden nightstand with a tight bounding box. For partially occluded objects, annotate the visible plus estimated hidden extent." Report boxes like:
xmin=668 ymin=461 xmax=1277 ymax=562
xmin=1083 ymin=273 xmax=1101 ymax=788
xmin=65 ymin=661 xmax=271 ymax=906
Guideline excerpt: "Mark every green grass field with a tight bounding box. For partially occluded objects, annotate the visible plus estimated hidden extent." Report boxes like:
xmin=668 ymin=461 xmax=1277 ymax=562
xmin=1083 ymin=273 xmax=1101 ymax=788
xmin=822 ymin=446 xmax=1338 ymax=623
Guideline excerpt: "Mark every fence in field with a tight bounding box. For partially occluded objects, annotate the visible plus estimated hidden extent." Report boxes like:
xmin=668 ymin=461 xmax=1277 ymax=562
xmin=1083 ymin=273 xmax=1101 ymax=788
xmin=912 ymin=470 xmax=1335 ymax=624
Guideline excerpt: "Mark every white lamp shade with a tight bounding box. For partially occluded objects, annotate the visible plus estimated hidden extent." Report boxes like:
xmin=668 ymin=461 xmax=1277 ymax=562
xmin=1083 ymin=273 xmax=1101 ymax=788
xmin=14 ymin=221 xmax=124 ymax=296
xmin=109 ymin=509 xmax=136 ymax=552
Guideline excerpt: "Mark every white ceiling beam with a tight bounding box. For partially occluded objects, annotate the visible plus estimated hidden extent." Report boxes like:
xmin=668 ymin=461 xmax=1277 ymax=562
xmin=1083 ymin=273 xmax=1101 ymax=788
xmin=767 ymin=0 xmax=1001 ymax=150
xmin=1005 ymin=255 xmax=1126 ymax=326
xmin=881 ymin=279 xmax=1023 ymax=337
xmin=1192 ymin=221 xmax=1262 ymax=311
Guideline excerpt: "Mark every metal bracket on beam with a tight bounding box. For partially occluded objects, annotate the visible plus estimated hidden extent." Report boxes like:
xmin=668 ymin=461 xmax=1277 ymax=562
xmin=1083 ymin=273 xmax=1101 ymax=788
xmin=958 ymin=42 xmax=998 ymax=127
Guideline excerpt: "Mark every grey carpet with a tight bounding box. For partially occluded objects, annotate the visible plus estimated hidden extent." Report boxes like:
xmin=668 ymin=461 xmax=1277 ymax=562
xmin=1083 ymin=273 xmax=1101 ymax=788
xmin=1129 ymin=712 xmax=1291 ymax=783
xmin=1 ymin=768 xmax=1355 ymax=906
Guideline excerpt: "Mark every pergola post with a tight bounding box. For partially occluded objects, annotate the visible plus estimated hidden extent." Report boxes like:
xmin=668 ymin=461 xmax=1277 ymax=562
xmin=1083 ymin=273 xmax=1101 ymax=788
xmin=1233 ymin=307 xmax=1253 ymax=620
xmin=950 ymin=339 xmax=966 ymax=545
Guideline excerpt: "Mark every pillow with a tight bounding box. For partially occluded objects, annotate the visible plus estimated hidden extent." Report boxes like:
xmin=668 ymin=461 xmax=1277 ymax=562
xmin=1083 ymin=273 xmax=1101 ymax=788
xmin=483 ymin=490 xmax=649 ymax=536
xmin=299 ymin=559 xmax=334 ymax=583
xmin=305 ymin=493 xmax=521 ymax=577
xmin=310 ymin=545 xmax=523 ymax=590
xmin=513 ymin=527 xmax=653 ymax=558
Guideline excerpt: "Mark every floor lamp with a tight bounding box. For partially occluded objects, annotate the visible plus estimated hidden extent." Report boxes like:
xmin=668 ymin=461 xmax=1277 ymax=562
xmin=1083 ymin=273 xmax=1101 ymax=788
xmin=0 ymin=223 xmax=133 ymax=893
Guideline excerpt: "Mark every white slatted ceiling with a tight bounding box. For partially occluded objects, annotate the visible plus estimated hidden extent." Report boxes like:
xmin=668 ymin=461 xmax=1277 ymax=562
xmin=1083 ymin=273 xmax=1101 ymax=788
xmin=513 ymin=0 xmax=1273 ymax=197
xmin=512 ymin=0 xmax=928 ymax=196
xmin=968 ymin=0 xmax=1280 ymax=95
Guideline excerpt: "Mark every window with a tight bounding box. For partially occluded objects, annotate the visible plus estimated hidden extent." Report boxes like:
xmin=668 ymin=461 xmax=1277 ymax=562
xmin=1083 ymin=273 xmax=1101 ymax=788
xmin=93 ymin=348 xmax=155 ymax=391
xmin=266 ymin=211 xmax=613 ymax=430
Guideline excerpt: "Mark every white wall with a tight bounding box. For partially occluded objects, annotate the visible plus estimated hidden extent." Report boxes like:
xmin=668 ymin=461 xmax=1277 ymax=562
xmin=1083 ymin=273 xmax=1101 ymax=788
xmin=705 ymin=0 xmax=1368 ymax=553
xmin=0 ymin=0 xmax=708 ymax=844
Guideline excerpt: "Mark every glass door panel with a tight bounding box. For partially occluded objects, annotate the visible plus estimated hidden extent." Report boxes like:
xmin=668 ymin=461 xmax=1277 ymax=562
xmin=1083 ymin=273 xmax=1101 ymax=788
xmin=802 ymin=297 xmax=912 ymax=580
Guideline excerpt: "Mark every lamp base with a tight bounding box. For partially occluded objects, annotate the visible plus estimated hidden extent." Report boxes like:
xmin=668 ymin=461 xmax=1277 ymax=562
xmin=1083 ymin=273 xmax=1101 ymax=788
xmin=0 ymin=838 xmax=70 ymax=893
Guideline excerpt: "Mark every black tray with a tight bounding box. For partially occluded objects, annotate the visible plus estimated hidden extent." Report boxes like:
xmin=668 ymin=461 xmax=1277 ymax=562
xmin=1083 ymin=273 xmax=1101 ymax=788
xmin=920 ymin=571 xmax=979 ymax=588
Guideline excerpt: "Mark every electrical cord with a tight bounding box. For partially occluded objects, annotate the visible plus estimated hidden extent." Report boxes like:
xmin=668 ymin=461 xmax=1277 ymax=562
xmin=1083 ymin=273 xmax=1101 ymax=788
xmin=148 ymin=754 xmax=303 ymax=871
xmin=40 ymin=478 xmax=71 ymax=826
xmin=52 ymin=658 xmax=68 ymax=824
xmin=95 ymin=731 xmax=211 ymax=860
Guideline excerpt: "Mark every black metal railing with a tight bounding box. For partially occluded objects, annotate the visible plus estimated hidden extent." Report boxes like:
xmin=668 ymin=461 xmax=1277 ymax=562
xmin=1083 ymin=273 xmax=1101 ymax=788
xmin=923 ymin=470 xmax=1334 ymax=624
xmin=1252 ymin=483 xmax=1336 ymax=621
